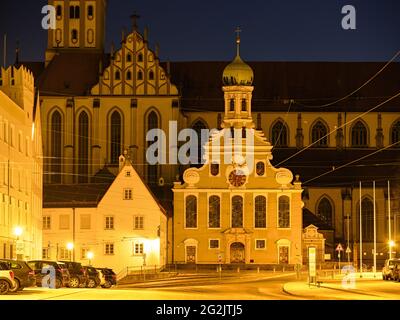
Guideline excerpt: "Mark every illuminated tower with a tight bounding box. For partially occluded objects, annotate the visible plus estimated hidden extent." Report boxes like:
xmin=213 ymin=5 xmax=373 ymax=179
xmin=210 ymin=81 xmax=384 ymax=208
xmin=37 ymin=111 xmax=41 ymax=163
xmin=45 ymin=0 xmax=107 ymax=65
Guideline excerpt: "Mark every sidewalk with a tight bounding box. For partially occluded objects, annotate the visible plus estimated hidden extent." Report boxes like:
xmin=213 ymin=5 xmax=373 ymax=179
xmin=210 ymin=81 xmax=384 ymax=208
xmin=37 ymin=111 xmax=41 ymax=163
xmin=282 ymin=276 xmax=388 ymax=300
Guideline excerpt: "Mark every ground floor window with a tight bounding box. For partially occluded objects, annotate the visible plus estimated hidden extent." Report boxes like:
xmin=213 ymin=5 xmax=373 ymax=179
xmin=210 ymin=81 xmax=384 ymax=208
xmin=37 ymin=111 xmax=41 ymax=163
xmin=104 ymin=243 xmax=115 ymax=255
xmin=133 ymin=241 xmax=144 ymax=255
xmin=209 ymin=239 xmax=220 ymax=249
xmin=255 ymin=239 xmax=266 ymax=250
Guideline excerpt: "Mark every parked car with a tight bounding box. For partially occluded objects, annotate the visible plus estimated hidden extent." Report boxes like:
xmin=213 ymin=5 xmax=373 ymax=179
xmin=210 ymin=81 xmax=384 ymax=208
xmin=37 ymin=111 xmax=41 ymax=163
xmin=96 ymin=268 xmax=117 ymax=288
xmin=392 ymin=261 xmax=400 ymax=282
xmin=0 ymin=259 xmax=36 ymax=292
xmin=0 ymin=262 xmax=16 ymax=295
xmin=382 ymin=258 xmax=399 ymax=280
xmin=27 ymin=260 xmax=70 ymax=288
xmin=59 ymin=261 xmax=88 ymax=288
xmin=83 ymin=266 xmax=101 ymax=288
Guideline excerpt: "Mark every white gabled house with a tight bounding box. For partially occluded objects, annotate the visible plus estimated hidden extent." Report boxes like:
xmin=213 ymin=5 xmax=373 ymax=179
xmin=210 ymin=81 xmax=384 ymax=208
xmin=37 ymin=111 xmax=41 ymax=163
xmin=42 ymin=152 xmax=167 ymax=276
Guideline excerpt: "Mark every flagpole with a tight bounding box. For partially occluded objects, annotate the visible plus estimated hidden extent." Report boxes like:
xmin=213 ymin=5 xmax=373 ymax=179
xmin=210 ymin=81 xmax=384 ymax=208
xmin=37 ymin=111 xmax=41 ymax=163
xmin=388 ymin=180 xmax=392 ymax=259
xmin=359 ymin=181 xmax=363 ymax=277
xmin=373 ymin=181 xmax=377 ymax=277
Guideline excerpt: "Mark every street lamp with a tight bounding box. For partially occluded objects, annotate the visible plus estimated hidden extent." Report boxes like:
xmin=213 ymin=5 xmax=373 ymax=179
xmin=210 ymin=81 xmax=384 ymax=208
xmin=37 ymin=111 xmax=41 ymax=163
xmin=389 ymin=240 xmax=395 ymax=259
xmin=67 ymin=242 xmax=74 ymax=261
xmin=86 ymin=251 xmax=94 ymax=266
xmin=14 ymin=226 xmax=24 ymax=260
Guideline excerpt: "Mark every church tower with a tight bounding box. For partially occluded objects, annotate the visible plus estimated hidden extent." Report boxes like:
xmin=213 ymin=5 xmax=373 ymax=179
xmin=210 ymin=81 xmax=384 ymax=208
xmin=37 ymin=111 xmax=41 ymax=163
xmin=45 ymin=0 xmax=107 ymax=65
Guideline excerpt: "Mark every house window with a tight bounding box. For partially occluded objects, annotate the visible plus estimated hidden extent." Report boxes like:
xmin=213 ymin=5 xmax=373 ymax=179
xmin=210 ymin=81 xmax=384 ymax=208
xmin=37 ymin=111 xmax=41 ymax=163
xmin=391 ymin=120 xmax=400 ymax=147
xmin=59 ymin=215 xmax=70 ymax=230
xmin=351 ymin=121 xmax=368 ymax=147
xmin=43 ymin=216 xmax=51 ymax=230
xmin=278 ymin=196 xmax=290 ymax=228
xmin=87 ymin=5 xmax=94 ymax=19
xmin=149 ymin=70 xmax=155 ymax=80
xmin=229 ymin=99 xmax=235 ymax=112
xmin=210 ymin=163 xmax=219 ymax=176
xmin=317 ymin=197 xmax=333 ymax=226
xmin=209 ymin=239 xmax=219 ymax=249
xmin=271 ymin=121 xmax=288 ymax=147
xmin=185 ymin=195 xmax=197 ymax=228
xmin=208 ymin=195 xmax=220 ymax=228
xmin=104 ymin=243 xmax=114 ymax=255
xmin=105 ymin=216 xmax=114 ymax=230
xmin=231 ymin=195 xmax=243 ymax=228
xmin=56 ymin=5 xmax=62 ymax=18
xmin=124 ymin=188 xmax=133 ymax=200
xmin=110 ymin=111 xmax=122 ymax=164
xmin=134 ymin=216 xmax=144 ymax=230
xmin=80 ymin=214 xmax=91 ymax=230
xmin=241 ymin=99 xmax=247 ymax=111
xmin=255 ymin=239 xmax=266 ymax=250
xmin=256 ymin=162 xmax=265 ymax=176
xmin=81 ymin=248 xmax=90 ymax=259
xmin=59 ymin=248 xmax=70 ymax=260
xmin=254 ymin=195 xmax=266 ymax=228
xmin=311 ymin=121 xmax=328 ymax=147
xmin=42 ymin=248 xmax=50 ymax=259
xmin=133 ymin=241 xmax=144 ymax=255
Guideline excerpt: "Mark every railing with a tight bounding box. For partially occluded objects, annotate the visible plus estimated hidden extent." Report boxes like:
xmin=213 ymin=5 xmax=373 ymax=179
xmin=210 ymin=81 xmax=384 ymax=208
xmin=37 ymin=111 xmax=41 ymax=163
xmin=117 ymin=265 xmax=164 ymax=281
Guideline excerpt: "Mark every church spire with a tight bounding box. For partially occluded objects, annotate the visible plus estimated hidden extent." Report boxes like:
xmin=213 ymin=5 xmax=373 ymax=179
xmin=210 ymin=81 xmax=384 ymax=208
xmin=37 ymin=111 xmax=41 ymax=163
xmin=235 ymin=27 xmax=241 ymax=57
xmin=130 ymin=12 xmax=140 ymax=31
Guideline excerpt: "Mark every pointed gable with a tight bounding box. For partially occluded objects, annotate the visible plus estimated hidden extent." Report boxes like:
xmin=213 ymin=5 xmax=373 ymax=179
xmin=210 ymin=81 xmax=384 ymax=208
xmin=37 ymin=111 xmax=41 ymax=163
xmin=91 ymin=30 xmax=178 ymax=96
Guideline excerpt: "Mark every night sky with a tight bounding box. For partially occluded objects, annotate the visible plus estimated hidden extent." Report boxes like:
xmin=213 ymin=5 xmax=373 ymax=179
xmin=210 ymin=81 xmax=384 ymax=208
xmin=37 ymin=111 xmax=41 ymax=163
xmin=0 ymin=0 xmax=399 ymax=65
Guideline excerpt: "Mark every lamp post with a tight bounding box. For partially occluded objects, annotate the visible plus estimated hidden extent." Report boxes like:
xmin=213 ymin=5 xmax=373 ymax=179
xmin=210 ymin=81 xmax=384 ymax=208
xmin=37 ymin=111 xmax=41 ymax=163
xmin=14 ymin=226 xmax=23 ymax=260
xmin=67 ymin=242 xmax=74 ymax=262
xmin=87 ymin=251 xmax=94 ymax=266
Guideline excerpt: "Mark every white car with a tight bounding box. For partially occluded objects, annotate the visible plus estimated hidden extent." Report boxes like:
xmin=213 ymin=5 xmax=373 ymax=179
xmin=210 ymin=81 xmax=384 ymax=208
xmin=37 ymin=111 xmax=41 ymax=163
xmin=0 ymin=262 xmax=16 ymax=295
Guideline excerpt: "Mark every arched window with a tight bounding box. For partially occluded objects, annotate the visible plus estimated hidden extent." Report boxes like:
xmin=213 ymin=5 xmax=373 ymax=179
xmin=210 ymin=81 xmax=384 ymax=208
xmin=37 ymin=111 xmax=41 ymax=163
xmin=191 ymin=120 xmax=207 ymax=167
xmin=241 ymin=99 xmax=247 ymax=111
xmin=138 ymin=53 xmax=143 ymax=62
xmin=149 ymin=70 xmax=155 ymax=80
xmin=278 ymin=196 xmax=290 ymax=228
xmin=271 ymin=121 xmax=288 ymax=147
xmin=351 ymin=121 xmax=368 ymax=147
xmin=138 ymin=71 xmax=143 ymax=80
xmin=185 ymin=195 xmax=197 ymax=228
xmin=254 ymin=195 xmax=266 ymax=228
xmin=87 ymin=5 xmax=94 ymax=19
xmin=256 ymin=162 xmax=265 ymax=176
xmin=56 ymin=5 xmax=62 ymax=18
xmin=69 ymin=6 xmax=75 ymax=18
xmin=317 ymin=197 xmax=333 ymax=226
xmin=210 ymin=163 xmax=219 ymax=176
xmin=78 ymin=111 xmax=89 ymax=183
xmin=50 ymin=111 xmax=62 ymax=184
xmin=126 ymin=71 xmax=132 ymax=80
xmin=232 ymin=195 xmax=243 ymax=228
xmin=147 ymin=111 xmax=159 ymax=183
xmin=110 ymin=111 xmax=121 ymax=164
xmin=391 ymin=120 xmax=400 ymax=147
xmin=208 ymin=196 xmax=220 ymax=228
xmin=360 ymin=198 xmax=373 ymax=241
xmin=115 ymin=71 xmax=121 ymax=80
xmin=311 ymin=121 xmax=328 ymax=147
xmin=127 ymin=53 xmax=132 ymax=62
xmin=75 ymin=6 xmax=80 ymax=18
xmin=71 ymin=29 xmax=78 ymax=42
xmin=229 ymin=99 xmax=235 ymax=112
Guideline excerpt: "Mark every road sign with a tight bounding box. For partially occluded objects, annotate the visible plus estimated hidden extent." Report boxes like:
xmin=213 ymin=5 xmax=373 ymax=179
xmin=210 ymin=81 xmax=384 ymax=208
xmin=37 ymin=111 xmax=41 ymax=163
xmin=346 ymin=247 xmax=351 ymax=254
xmin=336 ymin=243 xmax=344 ymax=252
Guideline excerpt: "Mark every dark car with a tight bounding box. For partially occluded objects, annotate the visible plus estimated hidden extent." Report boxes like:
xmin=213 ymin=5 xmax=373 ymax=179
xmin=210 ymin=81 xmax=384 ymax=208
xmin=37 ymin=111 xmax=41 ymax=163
xmin=96 ymin=268 xmax=117 ymax=288
xmin=392 ymin=261 xmax=400 ymax=282
xmin=0 ymin=259 xmax=36 ymax=292
xmin=382 ymin=258 xmax=399 ymax=280
xmin=27 ymin=260 xmax=70 ymax=288
xmin=83 ymin=266 xmax=100 ymax=288
xmin=59 ymin=261 xmax=88 ymax=288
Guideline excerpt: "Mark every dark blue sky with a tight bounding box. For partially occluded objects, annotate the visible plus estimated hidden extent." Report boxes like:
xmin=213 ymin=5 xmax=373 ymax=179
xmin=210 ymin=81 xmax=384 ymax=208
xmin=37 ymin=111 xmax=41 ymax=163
xmin=0 ymin=0 xmax=399 ymax=64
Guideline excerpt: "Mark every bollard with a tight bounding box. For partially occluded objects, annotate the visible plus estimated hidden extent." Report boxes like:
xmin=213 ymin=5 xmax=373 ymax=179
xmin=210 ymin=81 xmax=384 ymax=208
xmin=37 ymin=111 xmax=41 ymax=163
xmin=257 ymin=267 xmax=260 ymax=273
xmin=282 ymin=266 xmax=285 ymax=272
xmin=273 ymin=267 xmax=276 ymax=273
xmin=237 ymin=267 xmax=240 ymax=273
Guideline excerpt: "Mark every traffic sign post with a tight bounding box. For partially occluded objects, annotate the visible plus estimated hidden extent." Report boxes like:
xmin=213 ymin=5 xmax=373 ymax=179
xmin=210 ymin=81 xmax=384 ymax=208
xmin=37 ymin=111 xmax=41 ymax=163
xmin=336 ymin=244 xmax=344 ymax=272
xmin=346 ymin=246 xmax=351 ymax=263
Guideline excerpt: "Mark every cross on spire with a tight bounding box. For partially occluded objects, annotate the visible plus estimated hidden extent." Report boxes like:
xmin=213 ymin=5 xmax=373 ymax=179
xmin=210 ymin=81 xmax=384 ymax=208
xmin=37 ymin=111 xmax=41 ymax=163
xmin=130 ymin=11 xmax=140 ymax=31
xmin=235 ymin=27 xmax=241 ymax=56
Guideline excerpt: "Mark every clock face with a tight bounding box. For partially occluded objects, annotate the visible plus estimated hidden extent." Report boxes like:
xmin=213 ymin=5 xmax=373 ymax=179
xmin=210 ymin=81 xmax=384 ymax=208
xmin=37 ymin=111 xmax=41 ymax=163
xmin=228 ymin=170 xmax=247 ymax=187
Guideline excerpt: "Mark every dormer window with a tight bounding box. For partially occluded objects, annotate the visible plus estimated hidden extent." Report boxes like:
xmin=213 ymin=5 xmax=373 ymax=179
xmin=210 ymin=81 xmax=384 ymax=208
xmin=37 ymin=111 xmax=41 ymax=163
xmin=229 ymin=99 xmax=235 ymax=112
xmin=87 ymin=5 xmax=94 ymax=19
xmin=241 ymin=99 xmax=247 ymax=111
xmin=138 ymin=53 xmax=143 ymax=62
xmin=115 ymin=71 xmax=121 ymax=80
xmin=149 ymin=70 xmax=155 ymax=80
xmin=210 ymin=163 xmax=219 ymax=176
xmin=126 ymin=71 xmax=132 ymax=80
xmin=56 ymin=5 xmax=62 ymax=18
xmin=127 ymin=53 xmax=132 ymax=62
xmin=138 ymin=71 xmax=143 ymax=80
